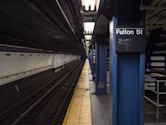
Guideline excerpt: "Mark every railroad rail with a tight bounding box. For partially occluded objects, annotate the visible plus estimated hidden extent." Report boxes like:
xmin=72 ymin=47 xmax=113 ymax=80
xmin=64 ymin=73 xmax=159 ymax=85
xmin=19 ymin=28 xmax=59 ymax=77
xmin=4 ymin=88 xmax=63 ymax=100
xmin=0 ymin=60 xmax=84 ymax=125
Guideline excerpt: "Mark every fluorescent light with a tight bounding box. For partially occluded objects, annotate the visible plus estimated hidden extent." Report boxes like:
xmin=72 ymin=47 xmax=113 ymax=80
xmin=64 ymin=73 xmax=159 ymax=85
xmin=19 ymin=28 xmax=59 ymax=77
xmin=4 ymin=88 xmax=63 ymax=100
xmin=85 ymin=0 xmax=90 ymax=11
xmin=90 ymin=6 xmax=95 ymax=11
xmin=81 ymin=0 xmax=100 ymax=11
xmin=81 ymin=0 xmax=85 ymax=6
xmin=85 ymin=41 xmax=90 ymax=47
xmin=86 ymin=41 xmax=90 ymax=44
xmin=83 ymin=22 xmax=95 ymax=34
xmin=85 ymin=35 xmax=92 ymax=40
xmin=90 ymin=0 xmax=96 ymax=11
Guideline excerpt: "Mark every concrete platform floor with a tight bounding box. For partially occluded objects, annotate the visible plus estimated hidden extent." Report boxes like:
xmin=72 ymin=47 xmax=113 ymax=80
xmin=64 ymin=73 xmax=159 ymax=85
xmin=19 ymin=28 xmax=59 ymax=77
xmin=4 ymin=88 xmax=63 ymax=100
xmin=63 ymin=60 xmax=92 ymax=125
xmin=90 ymin=80 xmax=110 ymax=125
xmin=89 ymin=70 xmax=110 ymax=125
xmin=145 ymin=100 xmax=166 ymax=125
xmin=88 ymin=70 xmax=166 ymax=125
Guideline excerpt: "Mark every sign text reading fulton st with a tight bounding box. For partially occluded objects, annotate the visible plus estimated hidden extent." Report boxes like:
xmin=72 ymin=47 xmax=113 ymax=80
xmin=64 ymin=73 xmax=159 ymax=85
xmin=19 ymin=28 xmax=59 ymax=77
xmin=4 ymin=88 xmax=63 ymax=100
xmin=115 ymin=26 xmax=145 ymax=52
xmin=116 ymin=28 xmax=143 ymax=35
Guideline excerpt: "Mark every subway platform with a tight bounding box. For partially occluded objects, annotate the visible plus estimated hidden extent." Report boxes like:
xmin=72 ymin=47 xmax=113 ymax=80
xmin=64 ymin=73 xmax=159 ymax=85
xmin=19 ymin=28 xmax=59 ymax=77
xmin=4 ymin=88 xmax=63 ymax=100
xmin=62 ymin=59 xmax=110 ymax=125
xmin=62 ymin=59 xmax=166 ymax=125
xmin=63 ymin=59 xmax=92 ymax=125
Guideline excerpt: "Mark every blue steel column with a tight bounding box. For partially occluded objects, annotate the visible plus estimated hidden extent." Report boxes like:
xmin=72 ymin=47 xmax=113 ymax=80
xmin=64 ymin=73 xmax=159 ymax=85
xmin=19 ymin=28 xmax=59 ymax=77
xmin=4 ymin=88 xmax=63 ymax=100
xmin=92 ymin=45 xmax=96 ymax=81
xmin=89 ymin=45 xmax=96 ymax=81
xmin=110 ymin=17 xmax=118 ymax=125
xmin=110 ymin=17 xmax=145 ymax=125
xmin=88 ymin=49 xmax=93 ymax=70
xmin=95 ymin=37 xmax=107 ymax=94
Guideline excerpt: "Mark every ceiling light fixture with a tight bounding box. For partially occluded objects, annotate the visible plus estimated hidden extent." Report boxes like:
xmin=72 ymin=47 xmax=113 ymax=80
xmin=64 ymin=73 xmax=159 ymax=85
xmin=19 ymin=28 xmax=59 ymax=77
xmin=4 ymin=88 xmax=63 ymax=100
xmin=81 ymin=0 xmax=100 ymax=11
xmin=83 ymin=22 xmax=95 ymax=34
xmin=85 ymin=35 xmax=92 ymax=40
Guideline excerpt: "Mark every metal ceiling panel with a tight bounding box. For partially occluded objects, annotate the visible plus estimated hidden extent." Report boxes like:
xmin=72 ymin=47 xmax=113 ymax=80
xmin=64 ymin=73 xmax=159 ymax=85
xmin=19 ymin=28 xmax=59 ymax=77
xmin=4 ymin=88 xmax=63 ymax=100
xmin=0 ymin=0 xmax=85 ymax=55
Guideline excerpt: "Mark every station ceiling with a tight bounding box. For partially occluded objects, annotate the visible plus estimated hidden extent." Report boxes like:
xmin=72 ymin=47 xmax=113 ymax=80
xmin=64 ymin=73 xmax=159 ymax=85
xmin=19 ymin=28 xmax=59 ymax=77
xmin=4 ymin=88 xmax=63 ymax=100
xmin=0 ymin=0 xmax=84 ymax=55
xmin=0 ymin=0 xmax=165 ymax=54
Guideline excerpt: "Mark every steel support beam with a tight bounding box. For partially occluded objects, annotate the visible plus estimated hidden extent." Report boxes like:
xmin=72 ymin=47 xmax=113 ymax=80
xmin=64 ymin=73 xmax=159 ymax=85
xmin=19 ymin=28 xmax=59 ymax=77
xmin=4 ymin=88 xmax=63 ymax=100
xmin=110 ymin=17 xmax=145 ymax=125
xmin=88 ymin=49 xmax=95 ymax=80
xmin=95 ymin=37 xmax=107 ymax=94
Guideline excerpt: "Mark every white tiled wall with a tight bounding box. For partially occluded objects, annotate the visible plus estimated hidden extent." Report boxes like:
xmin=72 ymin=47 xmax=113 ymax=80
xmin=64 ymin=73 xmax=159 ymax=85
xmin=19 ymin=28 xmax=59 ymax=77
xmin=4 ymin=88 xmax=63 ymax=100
xmin=0 ymin=52 xmax=80 ymax=85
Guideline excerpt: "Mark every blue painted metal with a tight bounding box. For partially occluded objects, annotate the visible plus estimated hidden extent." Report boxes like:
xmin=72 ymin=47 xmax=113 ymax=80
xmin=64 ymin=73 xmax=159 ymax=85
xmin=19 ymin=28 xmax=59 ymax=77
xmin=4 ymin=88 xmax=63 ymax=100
xmin=92 ymin=49 xmax=96 ymax=81
xmin=139 ymin=53 xmax=145 ymax=125
xmin=110 ymin=17 xmax=118 ymax=125
xmin=88 ymin=50 xmax=93 ymax=70
xmin=110 ymin=17 xmax=145 ymax=125
xmin=88 ymin=48 xmax=96 ymax=81
xmin=95 ymin=39 xmax=107 ymax=94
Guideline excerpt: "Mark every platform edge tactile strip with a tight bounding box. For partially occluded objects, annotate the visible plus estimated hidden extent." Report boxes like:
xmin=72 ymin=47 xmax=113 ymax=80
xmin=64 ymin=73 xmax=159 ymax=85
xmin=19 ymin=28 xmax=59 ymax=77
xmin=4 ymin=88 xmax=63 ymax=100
xmin=62 ymin=60 xmax=92 ymax=125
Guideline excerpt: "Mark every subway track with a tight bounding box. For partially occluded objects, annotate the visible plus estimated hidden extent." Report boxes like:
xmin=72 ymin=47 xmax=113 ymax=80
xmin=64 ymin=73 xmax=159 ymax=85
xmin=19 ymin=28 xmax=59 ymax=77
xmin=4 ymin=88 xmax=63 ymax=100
xmin=0 ymin=60 xmax=84 ymax=125
xmin=0 ymin=61 xmax=76 ymax=114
